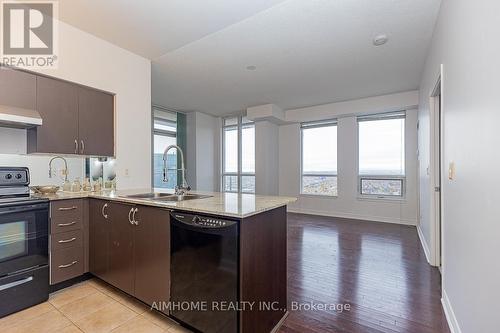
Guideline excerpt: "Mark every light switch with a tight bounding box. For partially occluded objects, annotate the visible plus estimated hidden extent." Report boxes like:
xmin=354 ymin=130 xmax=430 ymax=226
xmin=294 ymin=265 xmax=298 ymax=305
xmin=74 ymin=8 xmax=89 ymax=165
xmin=448 ymin=162 xmax=455 ymax=180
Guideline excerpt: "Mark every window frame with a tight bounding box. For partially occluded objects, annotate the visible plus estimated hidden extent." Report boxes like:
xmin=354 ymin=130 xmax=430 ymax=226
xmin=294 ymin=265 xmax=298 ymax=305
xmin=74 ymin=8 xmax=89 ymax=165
xmin=221 ymin=116 xmax=255 ymax=193
xmin=151 ymin=106 xmax=177 ymax=189
xmin=356 ymin=111 xmax=406 ymax=199
xmin=300 ymin=119 xmax=338 ymax=197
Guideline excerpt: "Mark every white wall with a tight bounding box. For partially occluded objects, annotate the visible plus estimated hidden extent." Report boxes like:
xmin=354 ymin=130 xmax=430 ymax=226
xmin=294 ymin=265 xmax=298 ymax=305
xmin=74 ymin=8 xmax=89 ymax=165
xmin=186 ymin=111 xmax=219 ymax=191
xmin=279 ymin=93 xmax=419 ymax=225
xmin=285 ymin=91 xmax=419 ymax=122
xmin=0 ymin=20 xmax=151 ymax=189
xmin=418 ymin=1 xmax=500 ymax=332
xmin=255 ymin=120 xmax=279 ymax=195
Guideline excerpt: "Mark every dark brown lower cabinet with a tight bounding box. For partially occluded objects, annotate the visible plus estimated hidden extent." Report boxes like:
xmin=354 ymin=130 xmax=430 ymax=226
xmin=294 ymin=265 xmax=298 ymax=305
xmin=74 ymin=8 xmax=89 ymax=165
xmin=89 ymin=199 xmax=170 ymax=308
xmin=89 ymin=199 xmax=110 ymax=281
xmin=133 ymin=206 xmax=170 ymax=309
xmin=240 ymin=206 xmax=288 ymax=333
xmin=107 ymin=202 xmax=135 ymax=295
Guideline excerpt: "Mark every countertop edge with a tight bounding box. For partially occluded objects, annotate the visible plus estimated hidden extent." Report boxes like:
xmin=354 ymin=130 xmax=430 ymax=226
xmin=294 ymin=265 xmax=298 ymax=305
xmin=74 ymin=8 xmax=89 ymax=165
xmin=34 ymin=191 xmax=297 ymax=219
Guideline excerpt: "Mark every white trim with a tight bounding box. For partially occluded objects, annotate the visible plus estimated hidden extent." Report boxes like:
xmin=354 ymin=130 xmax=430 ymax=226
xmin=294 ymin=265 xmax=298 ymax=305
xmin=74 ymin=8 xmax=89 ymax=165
xmin=416 ymin=224 xmax=431 ymax=264
xmin=441 ymin=289 xmax=462 ymax=333
xmin=287 ymin=207 xmax=417 ymax=225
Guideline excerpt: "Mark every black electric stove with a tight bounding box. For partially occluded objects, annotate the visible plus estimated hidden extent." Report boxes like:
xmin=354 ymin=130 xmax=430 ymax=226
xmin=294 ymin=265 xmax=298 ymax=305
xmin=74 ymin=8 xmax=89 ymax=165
xmin=0 ymin=167 xmax=49 ymax=318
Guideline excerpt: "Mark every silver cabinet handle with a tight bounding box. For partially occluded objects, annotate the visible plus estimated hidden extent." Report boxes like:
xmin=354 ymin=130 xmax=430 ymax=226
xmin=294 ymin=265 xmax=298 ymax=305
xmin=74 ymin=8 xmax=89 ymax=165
xmin=59 ymin=261 xmax=78 ymax=269
xmin=132 ymin=208 xmax=139 ymax=225
xmin=57 ymin=221 xmax=76 ymax=227
xmin=0 ymin=276 xmax=33 ymax=291
xmin=80 ymin=140 xmax=85 ymax=154
xmin=128 ymin=207 xmax=134 ymax=225
xmin=74 ymin=139 xmax=78 ymax=154
xmin=58 ymin=206 xmax=77 ymax=211
xmin=102 ymin=203 xmax=108 ymax=219
xmin=58 ymin=237 xmax=76 ymax=244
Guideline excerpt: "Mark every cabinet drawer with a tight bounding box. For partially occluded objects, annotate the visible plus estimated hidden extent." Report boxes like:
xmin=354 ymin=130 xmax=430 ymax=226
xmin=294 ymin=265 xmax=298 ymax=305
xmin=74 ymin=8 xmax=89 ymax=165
xmin=51 ymin=199 xmax=83 ymax=221
xmin=51 ymin=246 xmax=84 ymax=285
xmin=51 ymin=200 xmax=83 ymax=234
xmin=51 ymin=216 xmax=82 ymax=234
xmin=51 ymin=229 xmax=83 ymax=252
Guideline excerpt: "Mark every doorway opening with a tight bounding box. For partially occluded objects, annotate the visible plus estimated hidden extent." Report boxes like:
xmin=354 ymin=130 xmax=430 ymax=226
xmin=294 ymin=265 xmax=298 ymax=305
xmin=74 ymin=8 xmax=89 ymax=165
xmin=429 ymin=66 xmax=443 ymax=269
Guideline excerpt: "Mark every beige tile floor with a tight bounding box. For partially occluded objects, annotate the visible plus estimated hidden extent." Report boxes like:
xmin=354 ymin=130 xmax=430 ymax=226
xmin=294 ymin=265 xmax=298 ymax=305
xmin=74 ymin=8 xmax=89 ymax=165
xmin=0 ymin=278 xmax=192 ymax=333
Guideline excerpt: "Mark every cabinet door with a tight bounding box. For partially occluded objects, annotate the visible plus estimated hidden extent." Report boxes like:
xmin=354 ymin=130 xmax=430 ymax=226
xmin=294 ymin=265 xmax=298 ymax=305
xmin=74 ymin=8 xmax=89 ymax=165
xmin=0 ymin=67 xmax=36 ymax=109
xmin=29 ymin=76 xmax=78 ymax=154
xmin=89 ymin=199 xmax=110 ymax=282
xmin=108 ymin=202 xmax=135 ymax=295
xmin=133 ymin=206 xmax=170 ymax=308
xmin=78 ymin=87 xmax=114 ymax=156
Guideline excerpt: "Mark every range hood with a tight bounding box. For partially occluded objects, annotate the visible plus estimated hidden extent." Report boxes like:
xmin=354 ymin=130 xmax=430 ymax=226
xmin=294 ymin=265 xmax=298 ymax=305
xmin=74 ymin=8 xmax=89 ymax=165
xmin=0 ymin=104 xmax=42 ymax=129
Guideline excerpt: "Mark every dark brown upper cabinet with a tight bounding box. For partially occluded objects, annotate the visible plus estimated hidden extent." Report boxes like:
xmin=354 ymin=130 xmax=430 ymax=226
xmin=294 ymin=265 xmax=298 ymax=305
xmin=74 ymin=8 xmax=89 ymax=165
xmin=78 ymin=87 xmax=114 ymax=156
xmin=23 ymin=72 xmax=115 ymax=156
xmin=0 ymin=67 xmax=36 ymax=110
xmin=28 ymin=76 xmax=79 ymax=154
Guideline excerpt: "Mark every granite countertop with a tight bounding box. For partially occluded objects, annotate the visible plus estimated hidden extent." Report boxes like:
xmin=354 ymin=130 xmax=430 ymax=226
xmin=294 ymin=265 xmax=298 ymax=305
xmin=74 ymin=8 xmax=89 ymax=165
xmin=33 ymin=189 xmax=296 ymax=218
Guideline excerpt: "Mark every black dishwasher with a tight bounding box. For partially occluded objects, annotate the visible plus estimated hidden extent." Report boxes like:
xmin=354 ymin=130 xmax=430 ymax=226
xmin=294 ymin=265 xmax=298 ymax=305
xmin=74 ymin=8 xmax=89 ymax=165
xmin=170 ymin=211 xmax=238 ymax=333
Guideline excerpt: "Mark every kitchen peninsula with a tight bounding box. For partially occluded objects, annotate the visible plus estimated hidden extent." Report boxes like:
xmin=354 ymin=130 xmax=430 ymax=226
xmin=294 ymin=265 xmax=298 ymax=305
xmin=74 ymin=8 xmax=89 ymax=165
xmin=38 ymin=189 xmax=296 ymax=333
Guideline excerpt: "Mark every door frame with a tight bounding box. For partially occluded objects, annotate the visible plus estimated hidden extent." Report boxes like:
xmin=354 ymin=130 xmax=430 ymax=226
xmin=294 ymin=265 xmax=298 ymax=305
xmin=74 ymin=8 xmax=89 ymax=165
xmin=429 ymin=64 xmax=444 ymax=268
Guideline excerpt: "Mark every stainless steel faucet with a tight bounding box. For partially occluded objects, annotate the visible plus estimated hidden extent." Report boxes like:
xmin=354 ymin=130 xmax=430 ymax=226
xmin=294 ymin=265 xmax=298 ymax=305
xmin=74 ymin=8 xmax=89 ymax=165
xmin=163 ymin=144 xmax=190 ymax=195
xmin=48 ymin=156 xmax=69 ymax=182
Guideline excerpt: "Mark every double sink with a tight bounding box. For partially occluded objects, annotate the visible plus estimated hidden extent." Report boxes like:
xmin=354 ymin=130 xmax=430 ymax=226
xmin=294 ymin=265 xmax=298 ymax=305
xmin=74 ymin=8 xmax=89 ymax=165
xmin=121 ymin=192 xmax=212 ymax=202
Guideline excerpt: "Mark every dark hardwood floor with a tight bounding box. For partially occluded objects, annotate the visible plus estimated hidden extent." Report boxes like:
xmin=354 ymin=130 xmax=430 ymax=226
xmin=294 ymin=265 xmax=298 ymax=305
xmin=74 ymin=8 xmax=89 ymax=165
xmin=279 ymin=213 xmax=450 ymax=333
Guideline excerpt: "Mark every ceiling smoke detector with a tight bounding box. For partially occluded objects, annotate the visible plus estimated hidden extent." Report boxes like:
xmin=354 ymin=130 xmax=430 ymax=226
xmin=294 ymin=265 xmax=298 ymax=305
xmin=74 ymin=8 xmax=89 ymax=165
xmin=246 ymin=65 xmax=257 ymax=71
xmin=373 ymin=34 xmax=388 ymax=46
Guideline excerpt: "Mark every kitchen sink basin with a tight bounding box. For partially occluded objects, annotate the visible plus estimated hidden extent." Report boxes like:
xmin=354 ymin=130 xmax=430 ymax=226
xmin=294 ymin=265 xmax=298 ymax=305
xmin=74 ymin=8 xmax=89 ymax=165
xmin=155 ymin=194 xmax=212 ymax=202
xmin=121 ymin=193 xmax=212 ymax=202
xmin=123 ymin=192 xmax=173 ymax=199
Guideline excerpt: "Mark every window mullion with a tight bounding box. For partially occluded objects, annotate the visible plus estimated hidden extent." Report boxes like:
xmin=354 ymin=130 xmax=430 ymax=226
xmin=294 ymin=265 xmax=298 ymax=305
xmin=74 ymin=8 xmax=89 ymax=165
xmin=238 ymin=116 xmax=242 ymax=193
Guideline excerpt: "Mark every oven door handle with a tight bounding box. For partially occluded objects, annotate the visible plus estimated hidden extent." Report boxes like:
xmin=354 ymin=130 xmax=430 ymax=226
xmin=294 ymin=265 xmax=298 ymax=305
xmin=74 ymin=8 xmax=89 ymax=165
xmin=0 ymin=276 xmax=33 ymax=291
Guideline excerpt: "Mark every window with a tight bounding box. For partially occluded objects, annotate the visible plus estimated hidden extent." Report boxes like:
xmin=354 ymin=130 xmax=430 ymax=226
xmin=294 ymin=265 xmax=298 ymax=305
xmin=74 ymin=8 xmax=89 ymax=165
xmin=152 ymin=107 xmax=177 ymax=189
xmin=357 ymin=111 xmax=405 ymax=197
xmin=222 ymin=116 xmax=255 ymax=193
xmin=301 ymin=120 xmax=338 ymax=196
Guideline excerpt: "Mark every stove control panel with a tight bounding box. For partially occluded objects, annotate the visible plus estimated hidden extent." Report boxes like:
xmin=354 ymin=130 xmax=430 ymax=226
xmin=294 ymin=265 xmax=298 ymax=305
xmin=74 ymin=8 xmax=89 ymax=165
xmin=0 ymin=167 xmax=29 ymax=187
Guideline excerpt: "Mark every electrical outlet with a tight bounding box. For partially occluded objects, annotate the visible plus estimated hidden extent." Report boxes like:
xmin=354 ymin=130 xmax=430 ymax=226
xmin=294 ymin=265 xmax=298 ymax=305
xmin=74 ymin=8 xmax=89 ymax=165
xmin=124 ymin=169 xmax=129 ymax=177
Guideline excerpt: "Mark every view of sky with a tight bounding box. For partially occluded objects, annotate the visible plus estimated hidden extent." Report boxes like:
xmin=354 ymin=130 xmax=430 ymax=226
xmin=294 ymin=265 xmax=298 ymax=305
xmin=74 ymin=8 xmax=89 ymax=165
xmin=359 ymin=118 xmax=405 ymax=175
xmin=154 ymin=135 xmax=176 ymax=154
xmin=302 ymin=125 xmax=338 ymax=174
xmin=224 ymin=125 xmax=255 ymax=173
xmin=224 ymin=128 xmax=238 ymax=172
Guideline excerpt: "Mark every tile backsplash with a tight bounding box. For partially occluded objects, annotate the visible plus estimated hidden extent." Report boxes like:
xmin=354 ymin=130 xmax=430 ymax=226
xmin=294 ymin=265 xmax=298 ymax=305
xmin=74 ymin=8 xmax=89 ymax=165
xmin=0 ymin=154 xmax=85 ymax=186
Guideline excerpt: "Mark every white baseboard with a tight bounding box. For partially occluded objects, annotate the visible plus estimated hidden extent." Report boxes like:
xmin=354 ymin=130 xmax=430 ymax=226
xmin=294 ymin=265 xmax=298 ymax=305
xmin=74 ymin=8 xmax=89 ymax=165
xmin=416 ymin=224 xmax=431 ymax=264
xmin=287 ymin=207 xmax=417 ymax=225
xmin=442 ymin=289 xmax=462 ymax=333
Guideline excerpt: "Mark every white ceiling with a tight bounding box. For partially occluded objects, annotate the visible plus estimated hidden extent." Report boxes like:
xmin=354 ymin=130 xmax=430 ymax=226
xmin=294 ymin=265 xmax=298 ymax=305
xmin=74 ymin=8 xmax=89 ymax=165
xmin=59 ymin=0 xmax=441 ymax=116
xmin=59 ymin=0 xmax=288 ymax=59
